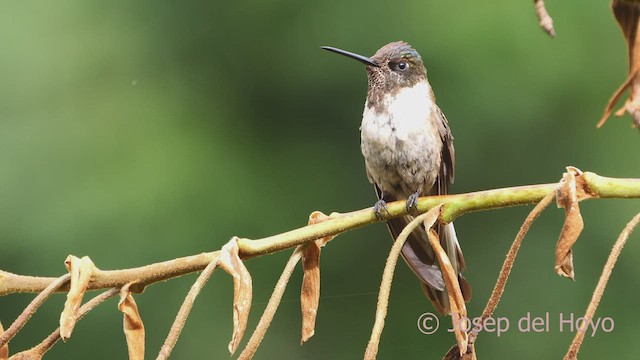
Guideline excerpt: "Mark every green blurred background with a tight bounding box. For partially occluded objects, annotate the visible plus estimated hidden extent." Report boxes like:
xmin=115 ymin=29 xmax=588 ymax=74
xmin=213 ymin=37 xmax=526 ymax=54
xmin=1 ymin=1 xmax=639 ymax=359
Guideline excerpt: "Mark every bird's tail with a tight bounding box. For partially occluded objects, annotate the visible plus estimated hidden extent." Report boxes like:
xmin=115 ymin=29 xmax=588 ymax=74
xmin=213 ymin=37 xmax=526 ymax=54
xmin=386 ymin=216 xmax=471 ymax=315
xmin=421 ymin=222 xmax=471 ymax=314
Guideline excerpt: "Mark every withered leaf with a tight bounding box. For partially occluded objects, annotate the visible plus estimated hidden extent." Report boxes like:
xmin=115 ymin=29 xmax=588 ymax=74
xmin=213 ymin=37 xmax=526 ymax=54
xmin=300 ymin=242 xmax=320 ymax=344
xmin=428 ymin=229 xmax=468 ymax=356
xmin=118 ymin=285 xmax=145 ymax=360
xmin=534 ymin=0 xmax=556 ymax=38
xmin=420 ymin=205 xmax=442 ymax=237
xmin=307 ymin=211 xmax=339 ymax=246
xmin=555 ymin=167 xmax=588 ymax=280
xmin=423 ymin=205 xmax=467 ymax=354
xmin=0 ymin=322 xmax=7 ymax=360
xmin=60 ymin=256 xmax=96 ymax=341
xmin=599 ymin=0 xmax=640 ymax=128
xmin=299 ymin=211 xmax=338 ymax=345
xmin=219 ymin=238 xmax=253 ymax=355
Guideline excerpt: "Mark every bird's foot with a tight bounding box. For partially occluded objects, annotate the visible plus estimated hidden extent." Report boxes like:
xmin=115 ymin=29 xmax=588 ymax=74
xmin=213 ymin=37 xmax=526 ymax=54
xmin=406 ymin=192 xmax=420 ymax=215
xmin=373 ymin=199 xmax=389 ymax=220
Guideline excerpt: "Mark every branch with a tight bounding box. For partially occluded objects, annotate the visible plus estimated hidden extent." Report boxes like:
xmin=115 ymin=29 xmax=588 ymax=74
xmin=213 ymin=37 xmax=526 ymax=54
xmin=9 ymin=288 xmax=119 ymax=359
xmin=468 ymin=191 xmax=555 ymax=347
xmin=1 ymin=171 xmax=639 ymax=297
xmin=2 ymin=169 xmax=639 ymax=359
xmin=563 ymin=212 xmax=640 ymax=359
xmin=0 ymin=274 xmax=70 ymax=347
xmin=157 ymin=254 xmax=221 ymax=360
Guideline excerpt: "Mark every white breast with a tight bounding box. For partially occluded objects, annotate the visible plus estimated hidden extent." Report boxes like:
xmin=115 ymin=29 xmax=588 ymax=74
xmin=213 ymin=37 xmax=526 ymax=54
xmin=359 ymin=81 xmax=442 ymax=197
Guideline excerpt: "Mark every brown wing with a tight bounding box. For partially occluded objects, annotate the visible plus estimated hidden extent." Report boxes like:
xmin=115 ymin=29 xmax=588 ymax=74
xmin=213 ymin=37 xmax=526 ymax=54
xmin=434 ymin=105 xmax=454 ymax=196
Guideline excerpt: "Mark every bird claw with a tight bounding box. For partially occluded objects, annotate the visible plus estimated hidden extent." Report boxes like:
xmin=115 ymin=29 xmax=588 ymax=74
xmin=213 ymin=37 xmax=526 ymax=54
xmin=406 ymin=192 xmax=420 ymax=214
xmin=373 ymin=199 xmax=389 ymax=220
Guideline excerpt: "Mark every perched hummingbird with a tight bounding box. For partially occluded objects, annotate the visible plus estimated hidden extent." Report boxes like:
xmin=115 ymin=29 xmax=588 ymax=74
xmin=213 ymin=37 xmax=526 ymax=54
xmin=322 ymin=41 xmax=471 ymax=314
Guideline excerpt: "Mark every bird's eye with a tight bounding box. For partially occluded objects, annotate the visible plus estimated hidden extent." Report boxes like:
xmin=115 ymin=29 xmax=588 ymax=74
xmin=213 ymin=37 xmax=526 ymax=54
xmin=392 ymin=61 xmax=409 ymax=71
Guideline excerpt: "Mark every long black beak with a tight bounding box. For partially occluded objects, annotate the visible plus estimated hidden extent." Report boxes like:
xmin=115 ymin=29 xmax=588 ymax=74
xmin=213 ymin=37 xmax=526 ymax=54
xmin=321 ymin=46 xmax=379 ymax=67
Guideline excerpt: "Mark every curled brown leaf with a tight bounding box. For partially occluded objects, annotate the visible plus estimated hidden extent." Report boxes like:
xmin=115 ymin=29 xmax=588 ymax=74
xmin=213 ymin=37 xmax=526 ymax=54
xmin=307 ymin=211 xmax=339 ymax=246
xmin=301 ymin=242 xmax=320 ymax=345
xmin=427 ymin=229 xmax=467 ymax=356
xmin=300 ymin=211 xmax=338 ymax=344
xmin=218 ymin=238 xmax=253 ymax=355
xmin=534 ymin=0 xmax=556 ymax=38
xmin=555 ymin=167 xmax=590 ymax=280
xmin=118 ymin=284 xmax=145 ymax=360
xmin=60 ymin=256 xmax=96 ymax=341
xmin=599 ymin=0 xmax=640 ymax=128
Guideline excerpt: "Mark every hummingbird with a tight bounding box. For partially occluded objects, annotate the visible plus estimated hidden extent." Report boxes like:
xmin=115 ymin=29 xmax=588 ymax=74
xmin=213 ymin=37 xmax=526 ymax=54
xmin=322 ymin=41 xmax=471 ymax=314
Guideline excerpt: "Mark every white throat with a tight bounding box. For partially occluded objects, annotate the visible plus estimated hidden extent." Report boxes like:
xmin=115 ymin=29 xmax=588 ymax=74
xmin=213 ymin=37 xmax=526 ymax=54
xmin=361 ymin=81 xmax=435 ymax=142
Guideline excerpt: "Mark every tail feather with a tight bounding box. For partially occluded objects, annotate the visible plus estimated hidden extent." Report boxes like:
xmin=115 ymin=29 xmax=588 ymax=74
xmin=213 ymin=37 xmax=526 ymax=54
xmin=386 ymin=214 xmax=471 ymax=315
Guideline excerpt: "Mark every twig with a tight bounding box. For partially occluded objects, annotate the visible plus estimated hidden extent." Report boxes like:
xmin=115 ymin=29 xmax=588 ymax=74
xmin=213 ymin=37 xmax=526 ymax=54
xmin=0 ymin=323 xmax=6 ymax=360
xmin=156 ymin=253 xmax=221 ymax=360
xmin=11 ymin=288 xmax=119 ymax=358
xmin=563 ymin=213 xmax=640 ymax=359
xmin=1 ymin=252 xmax=219 ymax=296
xmin=2 ymin=172 xmax=639 ymax=297
xmin=364 ymin=205 xmax=442 ymax=360
xmin=0 ymin=274 xmax=70 ymax=348
xmin=534 ymin=0 xmax=556 ymax=37
xmin=469 ymin=191 xmax=555 ymax=344
xmin=238 ymin=246 xmax=305 ymax=360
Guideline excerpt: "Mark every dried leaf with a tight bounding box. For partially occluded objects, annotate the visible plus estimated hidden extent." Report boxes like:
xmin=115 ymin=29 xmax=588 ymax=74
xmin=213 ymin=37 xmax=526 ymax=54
xmin=299 ymin=211 xmax=338 ymax=344
xmin=555 ymin=167 xmax=588 ymax=280
xmin=0 ymin=322 xmax=7 ymax=360
xmin=60 ymin=256 xmax=96 ymax=341
xmin=300 ymin=242 xmax=320 ymax=344
xmin=307 ymin=211 xmax=339 ymax=246
xmin=427 ymin=229 xmax=467 ymax=356
xmin=599 ymin=0 xmax=640 ymax=128
xmin=218 ymin=238 xmax=253 ymax=355
xmin=118 ymin=285 xmax=145 ymax=360
xmin=534 ymin=0 xmax=556 ymax=37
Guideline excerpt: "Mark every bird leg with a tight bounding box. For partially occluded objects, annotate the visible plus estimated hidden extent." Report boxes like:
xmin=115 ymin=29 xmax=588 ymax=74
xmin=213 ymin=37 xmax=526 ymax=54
xmin=373 ymin=199 xmax=389 ymax=220
xmin=406 ymin=191 xmax=421 ymax=215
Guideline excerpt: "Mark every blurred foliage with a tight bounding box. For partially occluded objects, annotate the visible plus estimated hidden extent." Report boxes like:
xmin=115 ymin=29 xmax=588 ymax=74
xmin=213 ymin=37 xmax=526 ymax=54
xmin=0 ymin=1 xmax=639 ymax=359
